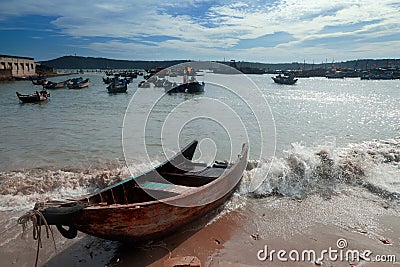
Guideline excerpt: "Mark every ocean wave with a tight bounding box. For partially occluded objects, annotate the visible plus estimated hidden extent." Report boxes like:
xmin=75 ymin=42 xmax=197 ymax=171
xmin=0 ymin=164 xmax=129 ymax=211
xmin=240 ymin=138 xmax=400 ymax=201
xmin=1 ymin=138 xmax=399 ymax=211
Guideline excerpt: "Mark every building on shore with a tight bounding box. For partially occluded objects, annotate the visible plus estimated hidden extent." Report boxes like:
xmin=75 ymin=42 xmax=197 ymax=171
xmin=36 ymin=62 xmax=56 ymax=75
xmin=0 ymin=54 xmax=36 ymax=79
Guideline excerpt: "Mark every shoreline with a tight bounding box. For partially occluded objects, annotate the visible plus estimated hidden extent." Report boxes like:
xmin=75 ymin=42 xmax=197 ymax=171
xmin=1 ymin=187 xmax=399 ymax=267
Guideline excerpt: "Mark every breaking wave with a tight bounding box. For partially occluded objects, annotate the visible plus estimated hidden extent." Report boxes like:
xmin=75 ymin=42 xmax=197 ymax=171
xmin=240 ymin=138 xmax=400 ymax=201
xmin=0 ymin=138 xmax=399 ymax=211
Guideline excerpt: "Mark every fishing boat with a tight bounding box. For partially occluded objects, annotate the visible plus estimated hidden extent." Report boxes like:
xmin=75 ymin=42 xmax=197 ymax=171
xmin=67 ymin=77 xmax=89 ymax=89
xmin=272 ymin=74 xmax=298 ymax=85
xmin=16 ymin=89 xmax=50 ymax=103
xmin=27 ymin=140 xmax=248 ymax=242
xmin=32 ymin=79 xmax=48 ymax=86
xmin=185 ymin=81 xmax=205 ymax=93
xmin=43 ymin=80 xmax=69 ymax=89
xmin=107 ymin=80 xmax=128 ymax=94
xmin=103 ymin=77 xmax=131 ymax=85
xmin=165 ymin=76 xmax=205 ymax=94
xmin=166 ymin=81 xmax=205 ymax=93
xmin=326 ymin=72 xmax=345 ymax=79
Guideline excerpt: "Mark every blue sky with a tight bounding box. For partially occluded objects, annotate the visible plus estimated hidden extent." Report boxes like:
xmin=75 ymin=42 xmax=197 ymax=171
xmin=0 ymin=0 xmax=399 ymax=62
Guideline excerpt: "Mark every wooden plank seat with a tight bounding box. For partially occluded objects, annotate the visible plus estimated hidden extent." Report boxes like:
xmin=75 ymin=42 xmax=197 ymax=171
xmin=158 ymin=166 xmax=228 ymax=187
xmin=139 ymin=181 xmax=192 ymax=194
xmin=138 ymin=181 xmax=194 ymax=199
xmin=186 ymin=167 xmax=227 ymax=178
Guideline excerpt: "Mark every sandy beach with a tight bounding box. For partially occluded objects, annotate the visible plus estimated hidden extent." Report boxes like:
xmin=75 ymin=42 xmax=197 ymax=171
xmin=1 ymin=185 xmax=399 ymax=267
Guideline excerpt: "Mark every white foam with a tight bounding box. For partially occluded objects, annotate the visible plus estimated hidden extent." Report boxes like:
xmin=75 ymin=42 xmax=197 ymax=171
xmin=0 ymin=165 xmax=131 ymax=211
xmin=241 ymin=138 xmax=400 ymax=200
xmin=0 ymin=138 xmax=399 ymax=211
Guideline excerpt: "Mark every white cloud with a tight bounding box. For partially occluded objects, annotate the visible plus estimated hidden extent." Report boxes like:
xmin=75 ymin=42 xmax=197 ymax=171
xmin=1 ymin=0 xmax=399 ymax=61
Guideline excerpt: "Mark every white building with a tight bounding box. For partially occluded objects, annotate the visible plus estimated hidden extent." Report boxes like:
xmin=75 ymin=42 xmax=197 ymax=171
xmin=0 ymin=54 xmax=36 ymax=78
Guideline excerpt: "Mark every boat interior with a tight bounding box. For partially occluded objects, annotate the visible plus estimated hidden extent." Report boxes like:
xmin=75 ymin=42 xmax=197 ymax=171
xmin=82 ymin=141 xmax=231 ymax=205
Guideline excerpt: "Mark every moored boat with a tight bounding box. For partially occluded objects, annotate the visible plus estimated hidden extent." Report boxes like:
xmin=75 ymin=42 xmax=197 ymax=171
xmin=32 ymin=79 xmax=48 ymax=86
xmin=107 ymin=80 xmax=128 ymax=94
xmin=67 ymin=77 xmax=89 ymax=89
xmin=167 ymin=81 xmax=205 ymax=93
xmin=16 ymin=89 xmax=50 ymax=103
xmin=326 ymin=72 xmax=345 ymax=79
xmin=43 ymin=79 xmax=69 ymax=89
xmin=185 ymin=81 xmax=205 ymax=93
xmin=23 ymin=140 xmax=248 ymax=242
xmin=165 ymin=76 xmax=205 ymax=93
xmin=103 ymin=76 xmax=131 ymax=85
xmin=272 ymin=74 xmax=298 ymax=85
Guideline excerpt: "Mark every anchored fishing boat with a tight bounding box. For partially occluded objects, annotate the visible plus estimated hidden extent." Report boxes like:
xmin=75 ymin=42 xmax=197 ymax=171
xmin=16 ymin=89 xmax=50 ymax=103
xmin=43 ymin=80 xmax=69 ymax=89
xmin=23 ymin=141 xmax=247 ymax=242
xmin=107 ymin=79 xmax=128 ymax=94
xmin=165 ymin=72 xmax=205 ymax=93
xmin=67 ymin=77 xmax=89 ymax=89
xmin=32 ymin=79 xmax=48 ymax=86
xmin=272 ymin=74 xmax=298 ymax=85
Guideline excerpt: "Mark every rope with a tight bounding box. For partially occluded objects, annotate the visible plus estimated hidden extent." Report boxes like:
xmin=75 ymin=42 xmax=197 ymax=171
xmin=18 ymin=209 xmax=57 ymax=267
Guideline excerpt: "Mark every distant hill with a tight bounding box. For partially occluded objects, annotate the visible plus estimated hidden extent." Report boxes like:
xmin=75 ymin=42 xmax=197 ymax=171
xmin=40 ymin=56 xmax=190 ymax=70
xmin=40 ymin=56 xmax=399 ymax=71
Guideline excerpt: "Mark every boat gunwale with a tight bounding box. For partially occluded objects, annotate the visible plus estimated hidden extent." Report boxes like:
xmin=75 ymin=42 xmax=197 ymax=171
xmin=82 ymin=143 xmax=248 ymax=210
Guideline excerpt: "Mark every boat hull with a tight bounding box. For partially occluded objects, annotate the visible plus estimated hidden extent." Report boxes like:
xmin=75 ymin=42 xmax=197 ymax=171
xmin=44 ymin=81 xmax=66 ymax=89
xmin=73 ymin=191 xmax=233 ymax=241
xmin=68 ymin=78 xmax=90 ymax=89
xmin=16 ymin=91 xmax=49 ymax=103
xmin=107 ymin=87 xmax=127 ymax=94
xmin=33 ymin=141 xmax=248 ymax=242
xmin=73 ymin=146 xmax=246 ymax=242
xmin=107 ymin=83 xmax=127 ymax=93
xmin=272 ymin=77 xmax=298 ymax=85
xmin=166 ymin=82 xmax=205 ymax=93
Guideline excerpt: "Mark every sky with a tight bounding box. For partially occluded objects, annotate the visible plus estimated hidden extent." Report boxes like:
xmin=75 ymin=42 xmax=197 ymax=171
xmin=0 ymin=0 xmax=399 ymax=62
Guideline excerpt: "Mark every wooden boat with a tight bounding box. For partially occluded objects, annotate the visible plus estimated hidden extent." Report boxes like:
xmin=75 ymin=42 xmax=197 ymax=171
xmin=67 ymin=78 xmax=89 ymax=89
xmin=16 ymin=89 xmax=50 ymax=103
xmin=166 ymin=74 xmax=205 ymax=93
xmin=166 ymin=81 xmax=205 ymax=93
xmin=107 ymin=80 xmax=128 ymax=94
xmin=186 ymin=81 xmax=205 ymax=93
xmin=32 ymin=79 xmax=48 ymax=86
xmin=43 ymin=80 xmax=69 ymax=89
xmin=31 ymin=141 xmax=248 ymax=242
xmin=272 ymin=74 xmax=298 ymax=85
xmin=104 ymin=77 xmax=131 ymax=85
xmin=326 ymin=72 xmax=345 ymax=79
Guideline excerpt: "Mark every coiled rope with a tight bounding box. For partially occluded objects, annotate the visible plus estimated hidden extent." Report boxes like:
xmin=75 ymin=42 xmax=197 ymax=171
xmin=18 ymin=209 xmax=57 ymax=267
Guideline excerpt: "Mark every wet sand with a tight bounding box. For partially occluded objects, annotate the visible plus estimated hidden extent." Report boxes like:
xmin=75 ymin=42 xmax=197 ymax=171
xmin=1 ymin=188 xmax=399 ymax=267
